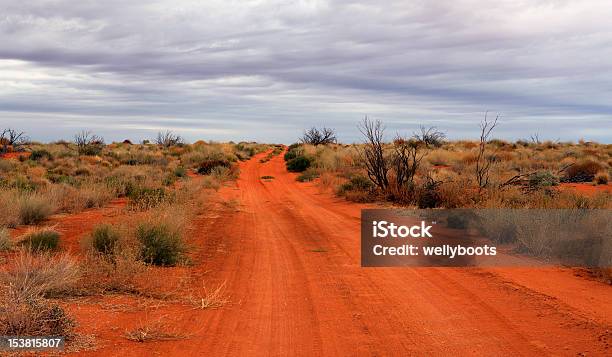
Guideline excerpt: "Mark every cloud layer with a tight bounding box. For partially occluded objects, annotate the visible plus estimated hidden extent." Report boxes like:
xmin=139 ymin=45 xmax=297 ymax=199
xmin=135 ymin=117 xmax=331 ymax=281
xmin=1 ymin=0 xmax=611 ymax=143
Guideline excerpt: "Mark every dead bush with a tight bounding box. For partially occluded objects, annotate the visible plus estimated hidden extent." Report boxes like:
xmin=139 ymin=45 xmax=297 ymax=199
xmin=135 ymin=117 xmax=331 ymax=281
xmin=0 ymin=296 xmax=75 ymax=338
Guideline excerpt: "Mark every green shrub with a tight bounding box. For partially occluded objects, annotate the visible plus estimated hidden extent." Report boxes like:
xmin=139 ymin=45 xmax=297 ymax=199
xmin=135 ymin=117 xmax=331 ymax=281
xmin=337 ymin=175 xmax=375 ymax=202
xmin=297 ymin=169 xmax=319 ymax=182
xmin=20 ymin=229 xmax=60 ymax=252
xmin=284 ymin=149 xmax=298 ymax=162
xmin=136 ymin=223 xmax=184 ymax=266
xmin=91 ymin=224 xmax=120 ymax=255
xmin=529 ymin=171 xmax=559 ymax=189
xmin=338 ymin=175 xmax=373 ymax=193
xmin=29 ymin=149 xmax=53 ymax=161
xmin=19 ymin=195 xmax=54 ymax=225
xmin=286 ymin=156 xmax=311 ymax=172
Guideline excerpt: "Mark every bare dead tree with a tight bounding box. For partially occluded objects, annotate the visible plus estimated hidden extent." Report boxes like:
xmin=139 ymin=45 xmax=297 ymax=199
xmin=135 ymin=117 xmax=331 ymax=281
xmin=530 ymin=133 xmax=541 ymax=145
xmin=74 ymin=130 xmax=105 ymax=155
xmin=475 ymin=112 xmax=499 ymax=191
xmin=155 ymin=131 xmax=183 ymax=147
xmin=392 ymin=135 xmax=426 ymax=190
xmin=301 ymin=127 xmax=337 ymax=146
xmin=0 ymin=128 xmax=28 ymax=153
xmin=413 ymin=126 xmax=446 ymax=148
xmin=358 ymin=117 xmax=389 ymax=192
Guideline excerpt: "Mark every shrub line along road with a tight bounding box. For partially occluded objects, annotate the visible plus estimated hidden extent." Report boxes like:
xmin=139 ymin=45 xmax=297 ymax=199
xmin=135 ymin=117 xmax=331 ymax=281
xmin=87 ymin=150 xmax=611 ymax=356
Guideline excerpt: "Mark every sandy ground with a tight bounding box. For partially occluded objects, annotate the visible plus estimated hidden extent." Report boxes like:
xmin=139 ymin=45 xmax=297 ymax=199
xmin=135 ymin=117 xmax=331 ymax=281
xmin=26 ymin=151 xmax=610 ymax=356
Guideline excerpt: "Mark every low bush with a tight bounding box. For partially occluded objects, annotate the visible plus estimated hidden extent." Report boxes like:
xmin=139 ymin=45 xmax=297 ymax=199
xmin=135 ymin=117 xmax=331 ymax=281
xmin=127 ymin=186 xmax=169 ymax=210
xmin=29 ymin=149 xmax=53 ymax=161
xmin=136 ymin=223 xmax=185 ymax=266
xmin=19 ymin=194 xmax=54 ymax=225
xmin=296 ymin=169 xmax=319 ymax=182
xmin=1 ymin=254 xmax=77 ymax=342
xmin=19 ymin=228 xmax=60 ymax=252
xmin=79 ymin=250 xmax=146 ymax=294
xmin=197 ymin=159 xmax=230 ymax=175
xmin=564 ymin=160 xmax=603 ymax=182
xmin=174 ymin=166 xmax=187 ymax=178
xmin=337 ymin=175 xmax=375 ymax=202
xmin=416 ymin=178 xmax=442 ymax=208
xmin=284 ymin=149 xmax=299 ymax=162
xmin=1 ymin=251 xmax=80 ymax=299
xmin=286 ymin=156 xmax=311 ymax=172
xmin=0 ymin=297 xmax=75 ymax=338
xmin=528 ymin=171 xmax=559 ymax=189
xmin=91 ymin=224 xmax=121 ymax=255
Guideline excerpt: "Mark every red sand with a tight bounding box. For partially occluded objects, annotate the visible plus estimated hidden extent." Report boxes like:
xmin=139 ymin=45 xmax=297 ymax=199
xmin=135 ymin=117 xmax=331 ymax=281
xmin=0 ymin=151 xmax=30 ymax=160
xmin=559 ymin=182 xmax=612 ymax=196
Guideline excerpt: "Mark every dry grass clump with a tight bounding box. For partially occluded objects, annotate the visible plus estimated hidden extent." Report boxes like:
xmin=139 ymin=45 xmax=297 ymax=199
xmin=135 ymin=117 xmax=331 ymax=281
xmin=79 ymin=250 xmax=147 ymax=295
xmin=0 ymin=296 xmax=76 ymax=338
xmin=0 ymin=190 xmax=20 ymax=227
xmin=1 ymin=251 xmax=80 ymax=300
xmin=18 ymin=193 xmax=55 ymax=225
xmin=125 ymin=318 xmax=188 ymax=342
xmin=0 ymin=251 xmax=78 ymax=337
xmin=19 ymin=227 xmax=61 ymax=252
xmin=0 ymin=227 xmax=12 ymax=251
xmin=47 ymin=184 xmax=114 ymax=212
xmin=186 ymin=281 xmax=230 ymax=310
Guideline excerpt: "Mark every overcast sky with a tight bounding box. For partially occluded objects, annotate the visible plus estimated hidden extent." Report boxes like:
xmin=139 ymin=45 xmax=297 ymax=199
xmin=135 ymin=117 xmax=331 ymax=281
xmin=1 ymin=0 xmax=611 ymax=143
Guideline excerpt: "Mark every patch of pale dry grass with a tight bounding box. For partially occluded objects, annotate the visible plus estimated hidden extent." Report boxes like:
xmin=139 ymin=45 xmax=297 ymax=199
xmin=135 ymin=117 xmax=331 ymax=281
xmin=1 ymin=250 xmax=80 ymax=300
xmin=185 ymin=281 xmax=229 ymax=310
xmin=125 ymin=317 xmax=188 ymax=342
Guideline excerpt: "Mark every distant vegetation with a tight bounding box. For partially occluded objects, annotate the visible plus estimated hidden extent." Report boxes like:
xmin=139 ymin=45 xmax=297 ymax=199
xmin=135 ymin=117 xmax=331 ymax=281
xmin=285 ymin=116 xmax=611 ymax=210
xmin=0 ymin=127 xmax=270 ymax=345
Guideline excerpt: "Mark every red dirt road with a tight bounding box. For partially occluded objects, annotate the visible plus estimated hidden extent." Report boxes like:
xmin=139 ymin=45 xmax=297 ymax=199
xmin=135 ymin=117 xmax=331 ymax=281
xmin=77 ymin=151 xmax=611 ymax=356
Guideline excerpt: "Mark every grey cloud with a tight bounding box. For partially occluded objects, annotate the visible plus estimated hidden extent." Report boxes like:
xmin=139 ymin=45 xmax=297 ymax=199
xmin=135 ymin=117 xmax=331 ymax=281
xmin=0 ymin=0 xmax=611 ymax=143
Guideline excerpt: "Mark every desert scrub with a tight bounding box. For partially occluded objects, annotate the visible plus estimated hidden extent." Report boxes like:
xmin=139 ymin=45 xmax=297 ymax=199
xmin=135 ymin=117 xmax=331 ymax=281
xmin=0 ymin=227 xmax=12 ymax=251
xmin=337 ymin=175 xmax=375 ymax=202
xmin=19 ymin=193 xmax=55 ymax=225
xmin=0 ymin=297 xmax=75 ymax=338
xmin=296 ymin=169 xmax=319 ymax=182
xmin=594 ymin=171 xmax=609 ymax=185
xmin=19 ymin=228 xmax=60 ymax=252
xmin=0 ymin=190 xmax=20 ymax=227
xmin=0 ymin=252 xmax=77 ymax=337
xmin=136 ymin=222 xmax=185 ymax=266
xmin=528 ymin=171 xmax=559 ymax=189
xmin=1 ymin=251 xmax=80 ymax=299
xmin=197 ymin=158 xmax=231 ymax=175
xmin=563 ymin=160 xmax=603 ymax=182
xmin=127 ymin=186 xmax=172 ymax=210
xmin=286 ymin=156 xmax=311 ymax=172
xmin=29 ymin=149 xmax=53 ymax=161
xmin=90 ymin=224 xmax=121 ymax=255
